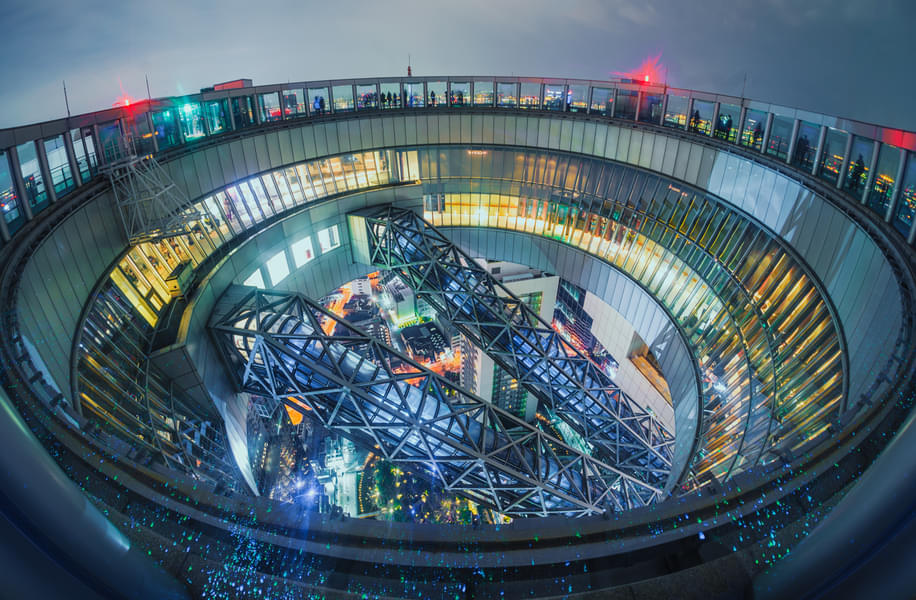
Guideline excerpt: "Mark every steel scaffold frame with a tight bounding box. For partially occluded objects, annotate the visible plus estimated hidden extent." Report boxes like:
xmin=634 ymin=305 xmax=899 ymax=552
xmin=354 ymin=206 xmax=675 ymax=491
xmin=210 ymin=287 xmax=663 ymax=515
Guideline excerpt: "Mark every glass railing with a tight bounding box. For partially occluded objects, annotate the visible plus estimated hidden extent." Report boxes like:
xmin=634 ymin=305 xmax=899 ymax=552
xmin=1 ymin=76 xmax=914 ymax=248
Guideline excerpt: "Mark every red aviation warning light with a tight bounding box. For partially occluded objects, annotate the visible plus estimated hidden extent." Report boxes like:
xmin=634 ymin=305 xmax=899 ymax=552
xmin=615 ymin=54 xmax=665 ymax=85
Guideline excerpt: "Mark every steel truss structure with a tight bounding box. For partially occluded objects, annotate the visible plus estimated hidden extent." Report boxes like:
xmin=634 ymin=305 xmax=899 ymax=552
xmin=352 ymin=206 xmax=675 ymax=492
xmin=210 ymin=287 xmax=663 ymax=515
xmin=103 ymin=141 xmax=202 ymax=245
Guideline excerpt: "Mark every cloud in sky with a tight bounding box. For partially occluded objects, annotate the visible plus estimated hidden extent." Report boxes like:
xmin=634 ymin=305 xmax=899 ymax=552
xmin=0 ymin=0 xmax=914 ymax=129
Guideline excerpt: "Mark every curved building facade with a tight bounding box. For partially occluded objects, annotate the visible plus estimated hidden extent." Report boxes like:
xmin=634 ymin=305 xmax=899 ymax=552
xmin=0 ymin=76 xmax=914 ymax=599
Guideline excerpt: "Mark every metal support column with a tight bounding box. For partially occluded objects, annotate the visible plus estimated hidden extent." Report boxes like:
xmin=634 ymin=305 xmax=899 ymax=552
xmin=838 ymin=132 xmax=854 ymax=190
xmin=885 ymin=149 xmax=907 ymax=223
xmin=862 ymin=140 xmax=881 ymax=204
xmin=811 ymin=125 xmax=828 ymax=176
xmin=63 ymin=127 xmax=82 ymax=187
xmin=761 ymin=112 xmax=774 ymax=155
xmin=35 ymin=138 xmax=57 ymax=204
xmin=786 ymin=119 xmax=800 ymax=166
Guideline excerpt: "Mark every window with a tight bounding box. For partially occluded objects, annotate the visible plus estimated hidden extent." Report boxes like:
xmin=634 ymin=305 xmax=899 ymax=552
xmin=177 ymin=102 xmax=206 ymax=139
xmin=317 ymin=224 xmax=341 ymax=253
xmin=282 ymin=89 xmax=306 ymax=117
xmin=866 ymin=144 xmax=901 ymax=216
xmin=639 ymin=93 xmax=663 ymax=123
xmin=44 ymin=135 xmax=74 ymax=196
xmin=380 ymin=83 xmax=401 ymax=109
xmin=404 ymin=82 xmax=424 ymax=107
xmin=0 ymin=151 xmax=23 ymax=233
xmin=714 ymin=103 xmax=740 ymax=142
xmin=332 ymin=85 xmax=354 ymax=112
xmin=70 ymin=127 xmax=97 ymax=181
xmin=204 ymin=100 xmax=229 ymax=134
xmin=357 ymin=84 xmax=378 ymax=109
xmin=258 ymin=92 xmax=282 ymax=122
xmin=266 ymin=250 xmax=290 ymax=285
xmin=664 ymin=95 xmax=688 ymax=128
xmin=449 ymin=82 xmax=469 ymax=107
xmin=689 ymin=100 xmax=714 ymax=136
xmin=307 ymin=87 xmax=330 ymax=115
xmin=426 ymin=81 xmax=446 ymax=108
xmin=17 ymin=141 xmax=47 ymax=212
xmin=893 ymin=155 xmax=916 ymax=236
xmin=818 ymin=127 xmax=847 ymax=184
xmin=615 ymin=89 xmax=638 ymax=120
xmin=765 ymin=115 xmax=793 ymax=160
xmin=231 ymin=96 xmax=256 ymax=128
xmin=567 ymin=85 xmax=588 ymax=113
xmin=497 ymin=83 xmax=517 ymax=107
xmin=519 ymin=83 xmax=541 ymax=109
xmin=844 ymin=136 xmax=874 ymax=195
xmin=589 ymin=88 xmax=614 ymax=115
xmin=291 ymin=236 xmax=315 ymax=268
xmin=740 ymin=109 xmax=767 ymax=151
xmin=243 ymin=269 xmax=265 ymax=289
xmin=792 ymin=121 xmax=819 ymax=170
xmin=543 ymin=84 xmax=565 ymax=111
xmin=152 ymin=110 xmax=180 ymax=148
xmin=473 ymin=81 xmax=494 ymax=106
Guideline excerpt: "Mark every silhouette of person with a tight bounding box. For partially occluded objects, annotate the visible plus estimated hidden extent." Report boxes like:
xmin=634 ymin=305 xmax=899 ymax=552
xmin=430 ymin=90 xmax=436 ymax=106
xmin=318 ymin=96 xmax=325 ymax=114
xmin=794 ymin=135 xmax=810 ymax=165
xmin=849 ymin=154 xmax=866 ymax=191
xmin=753 ymin=123 xmax=763 ymax=146
xmin=690 ymin=110 xmax=701 ymax=132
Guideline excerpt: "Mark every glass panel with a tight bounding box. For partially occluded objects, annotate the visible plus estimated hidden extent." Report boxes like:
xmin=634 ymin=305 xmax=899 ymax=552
xmin=449 ymin=82 xmax=469 ymax=107
xmin=689 ymin=100 xmax=714 ymax=136
xmin=380 ymin=83 xmax=401 ymax=109
xmin=152 ymin=110 xmax=180 ymax=148
xmin=308 ymin=87 xmax=329 ymax=114
xmin=231 ymin=96 xmax=256 ymax=128
xmin=818 ymin=128 xmax=847 ymax=184
xmin=740 ymin=109 xmax=767 ymax=150
xmin=615 ymin=89 xmax=638 ymax=119
xmin=291 ymin=236 xmax=315 ymax=267
xmin=664 ymin=95 xmax=688 ymax=128
xmin=204 ymin=100 xmax=229 ymax=134
xmin=243 ymin=269 xmax=265 ymax=289
xmin=543 ymin=84 xmax=565 ymax=111
xmin=497 ymin=82 xmax=517 ymax=107
xmin=519 ymin=83 xmax=541 ymax=109
xmin=866 ymin=144 xmax=900 ymax=216
xmin=257 ymin=92 xmax=282 ymax=122
xmin=792 ymin=121 xmax=818 ymax=170
xmin=97 ymin=121 xmax=122 ymax=162
xmin=317 ymin=224 xmax=341 ymax=253
xmin=177 ymin=102 xmax=207 ymax=140
xmin=282 ymin=89 xmax=306 ymax=117
xmin=473 ymin=81 xmax=494 ymax=106
xmin=765 ymin=115 xmax=793 ymax=160
xmin=266 ymin=250 xmax=290 ymax=286
xmin=589 ymin=87 xmax=614 ymax=115
xmin=356 ymin=84 xmax=379 ymax=109
xmin=638 ymin=93 xmax=663 ymax=123
xmin=404 ymin=81 xmax=424 ymax=107
xmin=844 ymin=136 xmax=874 ymax=195
xmin=427 ymin=81 xmax=446 ymax=107
xmin=567 ymin=85 xmax=588 ymax=113
xmin=17 ymin=141 xmax=47 ymax=212
xmin=44 ymin=135 xmax=74 ymax=196
xmin=0 ymin=151 xmax=23 ymax=233
xmin=893 ymin=155 xmax=916 ymax=236
xmin=714 ymin=103 xmax=739 ymax=142
xmin=332 ymin=85 xmax=354 ymax=112
xmin=70 ymin=127 xmax=97 ymax=181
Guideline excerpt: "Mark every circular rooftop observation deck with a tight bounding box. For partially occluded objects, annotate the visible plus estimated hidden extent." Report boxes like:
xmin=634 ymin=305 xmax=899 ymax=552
xmin=0 ymin=76 xmax=915 ymax=599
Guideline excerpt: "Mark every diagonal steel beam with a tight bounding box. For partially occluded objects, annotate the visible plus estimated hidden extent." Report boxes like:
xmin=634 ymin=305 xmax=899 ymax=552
xmin=351 ymin=206 xmax=674 ymax=491
xmin=210 ymin=287 xmax=661 ymax=516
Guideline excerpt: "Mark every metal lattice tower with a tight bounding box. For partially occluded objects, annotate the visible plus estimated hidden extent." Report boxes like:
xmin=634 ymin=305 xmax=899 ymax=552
xmin=101 ymin=134 xmax=201 ymax=245
xmin=209 ymin=286 xmax=663 ymax=515
xmin=350 ymin=206 xmax=675 ymax=491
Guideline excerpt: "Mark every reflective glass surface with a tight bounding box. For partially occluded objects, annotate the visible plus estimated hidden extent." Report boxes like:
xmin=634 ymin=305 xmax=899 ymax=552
xmin=714 ymin=103 xmax=739 ymax=142
xmin=519 ymin=83 xmax=541 ymax=109
xmin=450 ymin=82 xmax=469 ymax=107
xmin=70 ymin=127 xmax=97 ymax=180
xmin=689 ymin=100 xmax=714 ymax=136
xmin=543 ymin=84 xmax=565 ymax=111
xmin=589 ymin=87 xmax=614 ymax=115
xmin=380 ymin=83 xmax=403 ymax=109
xmin=765 ymin=115 xmax=793 ymax=160
xmin=894 ymin=155 xmax=916 ymax=235
xmin=231 ymin=96 xmax=256 ymax=128
xmin=282 ymin=89 xmax=306 ymax=116
xmin=404 ymin=81 xmax=424 ymax=107
xmin=497 ymin=83 xmax=517 ymax=107
xmin=792 ymin=121 xmax=819 ymax=170
xmin=152 ymin=110 xmax=180 ymax=148
xmin=664 ymin=95 xmax=688 ymax=128
xmin=568 ymin=85 xmax=588 ymax=113
xmin=867 ymin=144 xmax=900 ymax=216
xmin=426 ymin=81 xmax=446 ymax=107
xmin=308 ymin=87 xmax=330 ymax=114
xmin=615 ymin=89 xmax=637 ymax=120
xmin=204 ymin=100 xmax=229 ymax=134
xmin=258 ymin=92 xmax=282 ymax=122
xmin=356 ymin=84 xmax=378 ymax=109
xmin=332 ymin=85 xmax=354 ymax=112
xmin=177 ymin=102 xmax=207 ymax=139
xmin=473 ymin=81 xmax=494 ymax=106
xmin=845 ymin=136 xmax=874 ymax=195
xmin=639 ymin=93 xmax=663 ymax=123
xmin=818 ymin=127 xmax=847 ymax=184
xmin=17 ymin=141 xmax=47 ymax=212
xmin=740 ymin=109 xmax=766 ymax=150
xmin=43 ymin=135 xmax=74 ymax=196
xmin=0 ymin=151 xmax=23 ymax=233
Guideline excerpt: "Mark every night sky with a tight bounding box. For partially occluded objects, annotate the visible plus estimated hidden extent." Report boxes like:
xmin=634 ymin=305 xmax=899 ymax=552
xmin=1 ymin=0 xmax=914 ymax=130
